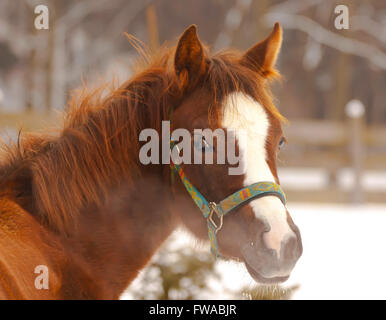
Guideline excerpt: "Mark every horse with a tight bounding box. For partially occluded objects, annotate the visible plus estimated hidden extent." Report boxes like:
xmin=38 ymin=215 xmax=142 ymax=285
xmin=0 ymin=22 xmax=302 ymax=299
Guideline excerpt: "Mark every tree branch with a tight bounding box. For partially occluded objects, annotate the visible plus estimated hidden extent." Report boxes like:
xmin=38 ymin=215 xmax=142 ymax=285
xmin=265 ymin=12 xmax=386 ymax=70
xmin=351 ymin=15 xmax=386 ymax=45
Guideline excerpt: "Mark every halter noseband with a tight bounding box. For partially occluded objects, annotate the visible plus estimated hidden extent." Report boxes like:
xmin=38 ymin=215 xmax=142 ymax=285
xmin=170 ymin=153 xmax=286 ymax=259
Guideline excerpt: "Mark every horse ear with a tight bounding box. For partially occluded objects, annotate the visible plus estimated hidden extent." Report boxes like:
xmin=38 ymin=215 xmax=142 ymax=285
xmin=174 ymin=25 xmax=207 ymax=88
xmin=241 ymin=22 xmax=282 ymax=77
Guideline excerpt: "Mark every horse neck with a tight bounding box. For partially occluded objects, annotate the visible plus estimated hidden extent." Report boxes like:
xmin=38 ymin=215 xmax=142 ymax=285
xmin=54 ymin=166 xmax=178 ymax=299
xmin=27 ymin=88 xmax=180 ymax=298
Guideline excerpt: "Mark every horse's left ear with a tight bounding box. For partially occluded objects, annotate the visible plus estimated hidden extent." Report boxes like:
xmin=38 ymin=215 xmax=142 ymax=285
xmin=241 ymin=22 xmax=282 ymax=77
xmin=174 ymin=25 xmax=207 ymax=89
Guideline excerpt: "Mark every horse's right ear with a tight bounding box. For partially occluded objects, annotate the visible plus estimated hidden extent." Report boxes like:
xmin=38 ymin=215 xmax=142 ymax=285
xmin=241 ymin=22 xmax=282 ymax=78
xmin=174 ymin=25 xmax=207 ymax=89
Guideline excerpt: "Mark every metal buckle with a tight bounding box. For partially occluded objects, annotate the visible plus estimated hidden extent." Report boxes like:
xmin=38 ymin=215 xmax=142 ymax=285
xmin=208 ymin=202 xmax=223 ymax=234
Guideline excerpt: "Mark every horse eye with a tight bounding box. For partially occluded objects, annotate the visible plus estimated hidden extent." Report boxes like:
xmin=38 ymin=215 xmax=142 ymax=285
xmin=202 ymin=138 xmax=214 ymax=152
xmin=278 ymin=137 xmax=286 ymax=150
xmin=194 ymin=136 xmax=214 ymax=153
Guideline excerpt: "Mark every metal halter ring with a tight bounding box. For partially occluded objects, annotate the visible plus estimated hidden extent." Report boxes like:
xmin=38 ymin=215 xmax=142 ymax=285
xmin=208 ymin=202 xmax=223 ymax=234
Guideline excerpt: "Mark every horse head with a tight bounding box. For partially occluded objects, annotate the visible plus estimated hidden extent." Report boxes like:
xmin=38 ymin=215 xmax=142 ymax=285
xmin=169 ymin=24 xmax=302 ymax=283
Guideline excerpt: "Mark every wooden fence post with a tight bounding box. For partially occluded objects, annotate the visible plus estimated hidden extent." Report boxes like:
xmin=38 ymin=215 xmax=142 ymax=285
xmin=345 ymin=100 xmax=365 ymax=204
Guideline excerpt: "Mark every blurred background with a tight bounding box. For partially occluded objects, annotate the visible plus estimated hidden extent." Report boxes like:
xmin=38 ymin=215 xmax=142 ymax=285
xmin=0 ymin=0 xmax=385 ymax=299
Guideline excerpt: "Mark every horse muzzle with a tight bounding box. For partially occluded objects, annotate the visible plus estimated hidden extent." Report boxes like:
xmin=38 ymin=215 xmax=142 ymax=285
xmin=241 ymin=230 xmax=302 ymax=284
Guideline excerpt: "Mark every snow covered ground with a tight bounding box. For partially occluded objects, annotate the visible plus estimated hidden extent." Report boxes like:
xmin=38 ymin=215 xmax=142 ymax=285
xmin=276 ymin=169 xmax=386 ymax=298
xmin=285 ymin=203 xmax=386 ymax=299
xmin=217 ymin=203 xmax=386 ymax=299
xmin=214 ymin=203 xmax=386 ymax=300
xmin=123 ymin=202 xmax=386 ymax=300
xmin=121 ymin=168 xmax=386 ymax=300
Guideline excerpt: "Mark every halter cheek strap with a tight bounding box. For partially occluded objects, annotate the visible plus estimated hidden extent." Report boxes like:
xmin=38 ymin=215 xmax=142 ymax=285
xmin=170 ymin=161 xmax=286 ymax=259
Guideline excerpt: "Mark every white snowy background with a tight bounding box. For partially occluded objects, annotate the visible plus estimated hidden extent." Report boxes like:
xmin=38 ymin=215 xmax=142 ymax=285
xmin=122 ymin=168 xmax=386 ymax=300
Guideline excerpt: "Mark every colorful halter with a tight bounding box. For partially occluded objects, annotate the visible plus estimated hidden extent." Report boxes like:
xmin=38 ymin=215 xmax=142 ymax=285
xmin=170 ymin=151 xmax=286 ymax=259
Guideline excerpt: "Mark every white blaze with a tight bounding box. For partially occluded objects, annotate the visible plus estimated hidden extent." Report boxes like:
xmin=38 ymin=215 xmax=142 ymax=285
xmin=221 ymin=92 xmax=295 ymax=259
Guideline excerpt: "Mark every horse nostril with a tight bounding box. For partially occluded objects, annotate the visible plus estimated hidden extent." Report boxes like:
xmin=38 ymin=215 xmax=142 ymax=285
xmin=282 ymin=235 xmax=302 ymax=263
